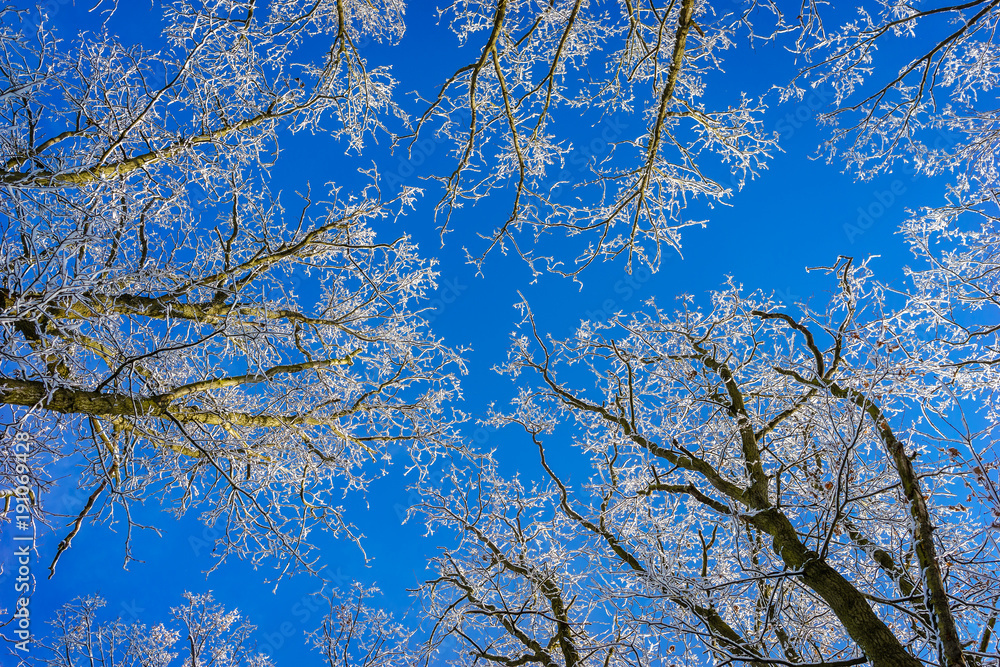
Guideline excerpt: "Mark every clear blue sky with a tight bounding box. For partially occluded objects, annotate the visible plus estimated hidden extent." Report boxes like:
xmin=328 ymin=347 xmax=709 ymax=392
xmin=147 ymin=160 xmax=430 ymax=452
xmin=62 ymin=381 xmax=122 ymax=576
xmin=3 ymin=2 xmax=948 ymax=663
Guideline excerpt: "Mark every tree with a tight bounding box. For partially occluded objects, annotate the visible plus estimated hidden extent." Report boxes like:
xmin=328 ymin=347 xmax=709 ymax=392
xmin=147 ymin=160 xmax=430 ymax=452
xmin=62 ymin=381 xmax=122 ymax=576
xmin=412 ymin=256 xmax=999 ymax=667
xmin=787 ymin=1 xmax=1000 ymax=198
xmin=402 ymin=4 xmax=1000 ymax=656
xmin=405 ymin=0 xmax=783 ymax=276
xmin=306 ymin=584 xmax=415 ymax=667
xmin=0 ymin=2 xmax=462 ymax=577
xmin=785 ymin=0 xmax=1000 ymax=270
xmin=31 ymin=592 xmax=271 ymax=667
xmin=5 ymin=1 xmax=1000 ymax=665
xmin=0 ymin=0 xmax=402 ymax=187
xmin=27 ymin=586 xmax=412 ymax=667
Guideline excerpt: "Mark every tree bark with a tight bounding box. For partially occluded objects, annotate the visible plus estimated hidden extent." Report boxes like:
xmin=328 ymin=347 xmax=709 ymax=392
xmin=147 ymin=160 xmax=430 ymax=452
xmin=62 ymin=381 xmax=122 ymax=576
xmin=752 ymin=509 xmax=922 ymax=667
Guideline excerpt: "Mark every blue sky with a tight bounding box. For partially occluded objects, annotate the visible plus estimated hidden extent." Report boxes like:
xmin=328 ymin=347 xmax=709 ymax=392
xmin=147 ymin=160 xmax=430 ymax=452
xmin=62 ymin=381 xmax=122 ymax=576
xmin=0 ymin=1 xmax=954 ymax=663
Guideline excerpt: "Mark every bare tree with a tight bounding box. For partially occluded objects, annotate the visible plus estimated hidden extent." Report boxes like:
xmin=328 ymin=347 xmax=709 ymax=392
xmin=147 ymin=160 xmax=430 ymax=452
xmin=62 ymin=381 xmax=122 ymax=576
xmin=306 ymin=584 xmax=416 ymax=667
xmin=26 ymin=587 xmax=412 ymax=667
xmin=404 ymin=0 xmax=784 ymax=277
xmin=27 ymin=592 xmax=269 ymax=667
xmin=787 ymin=1 xmax=1000 ymax=197
xmin=6 ymin=3 xmax=1000 ymax=665
xmin=412 ymin=258 xmax=998 ymax=667
xmin=781 ymin=9 xmax=1000 ymax=632
xmin=0 ymin=0 xmax=402 ymax=190
xmin=0 ymin=3 xmax=463 ymax=578
xmin=894 ymin=194 xmax=1000 ymax=582
xmin=23 ymin=584 xmax=411 ymax=667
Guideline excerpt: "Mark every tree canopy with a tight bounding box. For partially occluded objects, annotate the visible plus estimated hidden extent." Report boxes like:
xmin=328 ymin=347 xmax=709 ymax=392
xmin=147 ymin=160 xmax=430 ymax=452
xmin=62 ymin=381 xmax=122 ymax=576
xmin=2 ymin=2 xmax=1000 ymax=667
